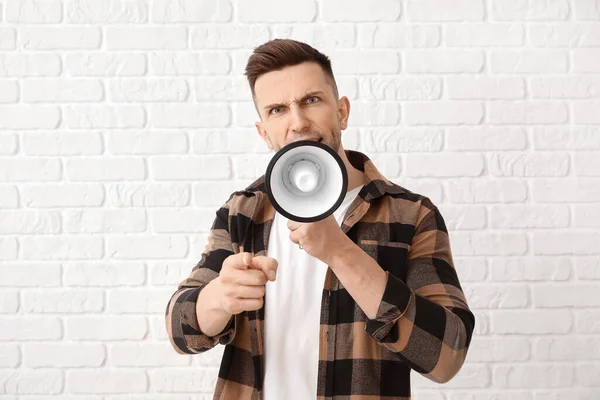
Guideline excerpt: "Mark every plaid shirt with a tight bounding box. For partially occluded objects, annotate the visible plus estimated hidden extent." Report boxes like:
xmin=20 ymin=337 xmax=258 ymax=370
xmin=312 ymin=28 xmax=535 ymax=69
xmin=166 ymin=150 xmax=475 ymax=399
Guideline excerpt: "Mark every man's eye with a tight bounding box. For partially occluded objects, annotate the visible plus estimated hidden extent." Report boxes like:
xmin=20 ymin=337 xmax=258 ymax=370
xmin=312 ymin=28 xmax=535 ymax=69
xmin=270 ymin=107 xmax=281 ymax=115
xmin=307 ymin=97 xmax=319 ymax=104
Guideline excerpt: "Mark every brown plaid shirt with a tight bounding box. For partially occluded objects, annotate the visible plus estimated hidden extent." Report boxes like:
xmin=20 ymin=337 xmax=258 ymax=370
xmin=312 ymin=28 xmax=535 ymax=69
xmin=166 ymin=149 xmax=475 ymax=399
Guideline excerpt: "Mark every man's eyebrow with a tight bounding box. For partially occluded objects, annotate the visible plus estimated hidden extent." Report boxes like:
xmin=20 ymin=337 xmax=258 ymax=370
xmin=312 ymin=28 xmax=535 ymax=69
xmin=262 ymin=91 xmax=326 ymax=111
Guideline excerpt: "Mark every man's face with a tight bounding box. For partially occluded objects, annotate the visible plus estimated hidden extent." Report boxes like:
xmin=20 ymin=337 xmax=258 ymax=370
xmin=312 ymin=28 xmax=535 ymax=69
xmin=253 ymin=61 xmax=350 ymax=153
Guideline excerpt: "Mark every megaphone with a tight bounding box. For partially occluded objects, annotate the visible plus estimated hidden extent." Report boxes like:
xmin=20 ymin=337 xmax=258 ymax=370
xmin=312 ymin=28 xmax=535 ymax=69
xmin=265 ymin=140 xmax=348 ymax=223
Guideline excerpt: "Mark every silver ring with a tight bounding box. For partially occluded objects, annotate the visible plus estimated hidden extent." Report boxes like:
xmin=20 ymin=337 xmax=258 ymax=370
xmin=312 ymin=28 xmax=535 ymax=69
xmin=299 ymin=244 xmax=303 ymax=250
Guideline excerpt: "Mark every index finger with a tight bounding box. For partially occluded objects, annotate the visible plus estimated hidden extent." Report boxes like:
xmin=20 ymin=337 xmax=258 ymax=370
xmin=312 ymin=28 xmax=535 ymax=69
xmin=250 ymin=255 xmax=278 ymax=281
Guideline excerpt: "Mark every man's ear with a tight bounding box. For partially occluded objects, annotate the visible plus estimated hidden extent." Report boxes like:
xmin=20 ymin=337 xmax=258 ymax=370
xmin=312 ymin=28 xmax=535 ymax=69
xmin=338 ymin=96 xmax=351 ymax=130
xmin=255 ymin=121 xmax=273 ymax=151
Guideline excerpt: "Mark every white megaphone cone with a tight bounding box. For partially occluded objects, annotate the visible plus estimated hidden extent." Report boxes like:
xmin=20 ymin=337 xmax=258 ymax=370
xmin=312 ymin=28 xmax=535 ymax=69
xmin=265 ymin=140 xmax=348 ymax=223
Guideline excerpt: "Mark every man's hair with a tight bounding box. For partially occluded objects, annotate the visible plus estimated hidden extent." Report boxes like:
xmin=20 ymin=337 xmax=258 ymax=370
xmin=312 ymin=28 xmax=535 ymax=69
xmin=244 ymin=39 xmax=339 ymax=101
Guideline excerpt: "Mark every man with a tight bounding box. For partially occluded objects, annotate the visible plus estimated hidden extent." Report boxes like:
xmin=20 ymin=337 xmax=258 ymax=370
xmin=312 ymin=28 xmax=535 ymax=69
xmin=166 ymin=39 xmax=475 ymax=400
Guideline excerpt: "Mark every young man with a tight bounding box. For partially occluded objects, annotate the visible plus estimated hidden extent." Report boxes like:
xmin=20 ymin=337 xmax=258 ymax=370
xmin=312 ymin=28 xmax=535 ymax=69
xmin=166 ymin=39 xmax=475 ymax=400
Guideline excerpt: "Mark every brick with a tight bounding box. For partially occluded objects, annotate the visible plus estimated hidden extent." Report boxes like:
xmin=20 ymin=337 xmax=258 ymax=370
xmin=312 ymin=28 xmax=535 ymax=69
xmin=0 ymin=106 xmax=60 ymax=129
xmin=151 ymin=208 xmax=215 ymax=233
xmin=574 ymin=101 xmax=600 ymax=123
xmin=0 ymin=159 xmax=61 ymax=182
xmin=22 ymin=289 xmax=104 ymax=314
xmin=23 ymin=236 xmax=104 ymax=260
xmin=22 ymin=184 xmax=105 ymax=208
xmin=0 ymin=317 xmax=62 ymax=340
xmin=360 ymin=128 xmax=443 ymax=152
xmin=573 ymin=0 xmax=600 ymax=20
xmin=241 ymin=0 xmax=316 ymax=22
xmin=66 ymin=0 xmax=149 ymax=23
xmin=489 ymin=102 xmax=568 ymax=124
xmin=530 ymin=23 xmax=600 ymax=47
xmin=64 ymin=262 xmax=145 ymax=286
xmin=6 ymin=0 xmax=62 ymax=23
xmin=574 ymin=205 xmax=600 ymax=228
xmin=0 ymin=27 xmax=16 ymax=50
xmin=64 ymin=209 xmax=146 ymax=233
xmin=358 ymin=24 xmax=440 ymax=48
xmin=447 ymin=76 xmax=525 ymax=99
xmin=348 ymin=102 xmax=400 ymax=126
xmin=150 ymin=52 xmax=230 ymax=75
xmin=108 ymin=183 xmax=190 ymax=207
xmin=110 ymin=79 xmax=188 ymax=102
xmin=107 ymin=236 xmax=188 ymax=259
xmin=574 ymin=257 xmax=600 ymax=279
xmin=65 ymin=105 xmax=145 ymax=128
xmin=0 ymin=185 xmax=19 ymax=208
xmin=107 ymin=26 xmax=187 ymax=50
xmin=447 ymin=128 xmax=527 ymax=150
xmin=0 ymin=344 xmax=20 ymax=367
xmin=0 ymin=211 xmax=61 ymax=234
xmin=576 ymin=310 xmax=600 ymax=333
xmin=329 ymin=50 xmax=400 ymax=74
xmin=407 ymin=0 xmax=484 ymax=21
xmin=575 ymin=364 xmax=600 ymax=386
xmin=530 ymin=76 xmax=600 ymax=98
xmin=23 ymin=131 xmax=103 ymax=156
xmin=0 ymin=238 xmax=19 ymax=261
xmin=149 ymin=104 xmax=230 ymax=128
xmin=192 ymin=129 xmax=267 ymax=154
xmin=152 ymin=0 xmax=230 ymax=22
xmin=489 ymin=152 xmax=569 ymax=177
xmin=232 ymin=154 xmax=272 ymax=180
xmin=438 ymin=206 xmax=486 ymax=230
xmin=490 ymin=205 xmax=569 ymax=229
xmin=369 ymin=154 xmax=402 ymax=178
xmin=492 ymin=365 xmax=573 ymax=388
xmin=405 ymin=50 xmax=484 ymax=73
xmin=360 ymin=77 xmax=441 ymax=100
xmin=67 ymin=370 xmax=147 ymax=394
xmin=535 ymin=284 xmax=600 ymax=307
xmin=450 ymin=232 xmax=528 ymax=256
xmin=446 ymin=23 xmax=524 ymax=46
xmin=151 ymin=156 xmax=230 ymax=180
xmin=0 ymin=290 xmax=18 ymax=313
xmin=534 ymin=232 xmax=600 ymax=255
xmin=323 ymin=0 xmax=399 ymax=21
xmin=150 ymin=262 xmax=193 ymax=285
xmin=453 ymin=257 xmax=487 ymax=282
xmin=23 ymin=343 xmax=105 ymax=367
xmin=0 ymin=80 xmax=18 ymax=102
xmin=191 ymin=25 xmax=270 ymax=49
xmin=195 ymin=76 xmax=252 ymax=101
xmin=492 ymin=310 xmax=571 ymax=334
xmin=533 ymin=126 xmax=600 ymax=150
xmin=0 ymin=54 xmax=61 ymax=77
xmin=276 ymin=24 xmax=356 ymax=49
xmin=66 ymin=53 xmax=147 ymax=76
xmin=533 ymin=179 xmax=600 ymax=202
xmin=22 ymin=79 xmax=104 ymax=102
xmin=492 ymin=0 xmax=570 ymax=20
xmin=405 ymin=153 xmax=484 ymax=177
xmin=66 ymin=316 xmax=147 ymax=340
xmin=491 ymin=50 xmax=568 ymax=73
xmin=110 ymin=343 xmax=192 ymax=366
xmin=19 ymin=27 xmax=101 ymax=50
xmin=446 ymin=180 xmax=528 ymax=203
xmin=405 ymin=102 xmax=483 ymax=125
xmin=0 ymin=264 xmax=61 ymax=287
xmin=490 ymin=257 xmax=571 ymax=281
xmin=467 ymin=337 xmax=530 ymax=362
xmin=66 ymin=158 xmax=146 ymax=181
xmin=151 ymin=369 xmax=220 ymax=392
xmin=574 ymin=153 xmax=600 ymax=176
xmin=108 ymin=289 xmax=178 ymax=313
xmin=108 ymin=131 xmax=187 ymax=155
xmin=0 ymin=133 xmax=17 ymax=154
xmin=0 ymin=370 xmax=63 ymax=394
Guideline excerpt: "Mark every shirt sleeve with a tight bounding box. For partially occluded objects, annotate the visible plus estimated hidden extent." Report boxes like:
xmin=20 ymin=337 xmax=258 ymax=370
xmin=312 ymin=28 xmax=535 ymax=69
xmin=364 ymin=198 xmax=476 ymax=384
xmin=165 ymin=201 xmax=237 ymax=355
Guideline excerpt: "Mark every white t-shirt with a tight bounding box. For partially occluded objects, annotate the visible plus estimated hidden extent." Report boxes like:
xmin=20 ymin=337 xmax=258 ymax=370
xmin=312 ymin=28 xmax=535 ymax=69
xmin=263 ymin=184 xmax=364 ymax=400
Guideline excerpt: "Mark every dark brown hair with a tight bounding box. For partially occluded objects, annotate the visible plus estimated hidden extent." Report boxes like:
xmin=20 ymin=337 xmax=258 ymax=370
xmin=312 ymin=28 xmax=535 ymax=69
xmin=244 ymin=39 xmax=339 ymax=100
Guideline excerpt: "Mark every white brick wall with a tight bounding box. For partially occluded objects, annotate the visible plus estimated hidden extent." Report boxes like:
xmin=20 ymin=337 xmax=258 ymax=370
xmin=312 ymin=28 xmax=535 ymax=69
xmin=0 ymin=0 xmax=599 ymax=398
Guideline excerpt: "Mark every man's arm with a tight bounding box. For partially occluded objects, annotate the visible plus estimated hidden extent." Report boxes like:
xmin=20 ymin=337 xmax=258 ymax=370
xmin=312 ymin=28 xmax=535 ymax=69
xmin=165 ymin=202 xmax=236 ymax=355
xmin=330 ymin=198 xmax=475 ymax=384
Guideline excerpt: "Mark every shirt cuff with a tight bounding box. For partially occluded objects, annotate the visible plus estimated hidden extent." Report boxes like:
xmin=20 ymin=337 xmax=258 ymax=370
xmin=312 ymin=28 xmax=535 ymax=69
xmin=365 ymin=271 xmax=413 ymax=342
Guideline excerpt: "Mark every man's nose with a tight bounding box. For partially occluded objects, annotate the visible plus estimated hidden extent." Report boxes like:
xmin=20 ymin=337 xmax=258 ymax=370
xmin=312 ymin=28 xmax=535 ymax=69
xmin=289 ymin=107 xmax=311 ymax=133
